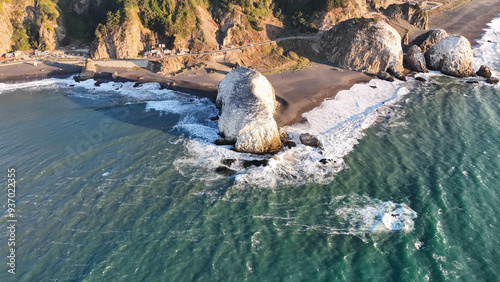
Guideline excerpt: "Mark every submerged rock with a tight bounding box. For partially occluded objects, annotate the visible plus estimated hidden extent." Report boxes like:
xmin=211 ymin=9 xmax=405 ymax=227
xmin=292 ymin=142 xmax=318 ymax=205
xmin=320 ymin=18 xmax=404 ymax=74
xmin=415 ymin=76 xmax=427 ymax=82
xmin=426 ymin=35 xmax=475 ymax=77
xmin=407 ymin=45 xmax=428 ymax=73
xmin=215 ymin=166 xmax=237 ymax=175
xmin=216 ymin=67 xmax=283 ymax=154
xmin=242 ymin=159 xmax=269 ymax=169
xmin=486 ymin=77 xmax=499 ymax=84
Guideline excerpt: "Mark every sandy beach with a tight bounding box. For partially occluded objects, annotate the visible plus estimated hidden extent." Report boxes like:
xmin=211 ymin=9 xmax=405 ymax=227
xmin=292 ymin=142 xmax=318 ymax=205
xmin=1 ymin=0 xmax=499 ymax=127
xmin=429 ymin=0 xmax=500 ymax=44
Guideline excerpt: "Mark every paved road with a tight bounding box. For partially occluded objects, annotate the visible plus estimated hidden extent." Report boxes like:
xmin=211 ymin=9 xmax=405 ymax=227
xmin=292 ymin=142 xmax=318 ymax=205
xmin=151 ymin=35 xmax=321 ymax=61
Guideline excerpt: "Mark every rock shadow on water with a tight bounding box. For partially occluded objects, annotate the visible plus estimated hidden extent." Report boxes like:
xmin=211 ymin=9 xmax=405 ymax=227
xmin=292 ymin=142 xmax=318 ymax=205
xmin=64 ymin=81 xmax=218 ymax=139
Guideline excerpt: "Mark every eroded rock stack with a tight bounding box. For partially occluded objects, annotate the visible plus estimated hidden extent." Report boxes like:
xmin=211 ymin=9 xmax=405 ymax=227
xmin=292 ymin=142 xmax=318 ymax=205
xmin=78 ymin=58 xmax=96 ymax=80
xmin=216 ymin=67 xmax=283 ymax=154
xmin=320 ymin=18 xmax=404 ymax=75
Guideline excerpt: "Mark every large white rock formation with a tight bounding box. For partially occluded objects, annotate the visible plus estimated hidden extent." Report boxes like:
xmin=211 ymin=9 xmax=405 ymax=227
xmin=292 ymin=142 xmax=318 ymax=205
xmin=216 ymin=67 xmax=282 ymax=154
xmin=426 ymin=35 xmax=475 ymax=77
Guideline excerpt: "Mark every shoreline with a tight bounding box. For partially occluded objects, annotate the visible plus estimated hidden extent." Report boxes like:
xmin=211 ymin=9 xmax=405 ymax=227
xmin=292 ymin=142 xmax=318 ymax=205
xmin=1 ymin=0 xmax=499 ymax=127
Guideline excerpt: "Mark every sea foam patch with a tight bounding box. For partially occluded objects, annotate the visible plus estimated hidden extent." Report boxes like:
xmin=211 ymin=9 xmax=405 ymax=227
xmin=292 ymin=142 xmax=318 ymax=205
xmin=474 ymin=15 xmax=500 ymax=75
xmin=249 ymin=194 xmax=417 ymax=236
xmin=333 ymin=195 xmax=417 ymax=233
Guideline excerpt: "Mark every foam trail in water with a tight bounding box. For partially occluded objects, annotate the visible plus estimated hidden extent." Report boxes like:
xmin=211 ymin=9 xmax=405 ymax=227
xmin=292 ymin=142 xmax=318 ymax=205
xmin=0 ymin=77 xmax=63 ymax=93
xmin=249 ymin=194 xmax=418 ymax=236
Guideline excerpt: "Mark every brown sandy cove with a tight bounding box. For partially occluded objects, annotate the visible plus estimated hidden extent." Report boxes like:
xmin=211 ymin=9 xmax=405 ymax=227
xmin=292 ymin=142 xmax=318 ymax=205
xmin=1 ymin=0 xmax=500 ymax=127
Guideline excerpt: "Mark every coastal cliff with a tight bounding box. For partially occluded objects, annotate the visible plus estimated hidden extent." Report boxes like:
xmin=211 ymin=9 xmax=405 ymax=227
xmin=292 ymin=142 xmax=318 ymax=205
xmin=0 ymin=0 xmax=61 ymax=54
xmin=91 ymin=7 xmax=149 ymax=60
xmin=1 ymin=0 xmax=402 ymax=58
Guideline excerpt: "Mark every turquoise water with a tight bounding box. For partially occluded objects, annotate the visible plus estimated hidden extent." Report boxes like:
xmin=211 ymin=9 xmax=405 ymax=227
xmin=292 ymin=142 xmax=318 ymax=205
xmin=1 ymin=74 xmax=499 ymax=281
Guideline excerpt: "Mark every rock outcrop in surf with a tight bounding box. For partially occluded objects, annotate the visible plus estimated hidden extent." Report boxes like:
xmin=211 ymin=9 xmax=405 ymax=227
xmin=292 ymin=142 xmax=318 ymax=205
xmin=320 ymin=18 xmax=404 ymax=74
xmin=216 ymin=67 xmax=283 ymax=154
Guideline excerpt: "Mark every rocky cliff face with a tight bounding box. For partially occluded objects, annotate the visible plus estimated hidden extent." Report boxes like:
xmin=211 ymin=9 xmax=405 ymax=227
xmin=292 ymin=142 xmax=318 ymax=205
xmin=0 ymin=1 xmax=16 ymax=54
xmin=413 ymin=29 xmax=449 ymax=53
xmin=381 ymin=3 xmax=429 ymax=29
xmin=426 ymin=35 xmax=474 ymax=77
xmin=91 ymin=14 xmax=148 ymax=59
xmin=0 ymin=0 xmax=63 ymax=54
xmin=320 ymin=18 xmax=403 ymax=74
xmin=216 ymin=67 xmax=282 ymax=154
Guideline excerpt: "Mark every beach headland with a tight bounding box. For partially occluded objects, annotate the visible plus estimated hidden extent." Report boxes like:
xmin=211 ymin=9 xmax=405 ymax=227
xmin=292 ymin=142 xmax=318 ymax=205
xmin=1 ymin=0 xmax=499 ymax=127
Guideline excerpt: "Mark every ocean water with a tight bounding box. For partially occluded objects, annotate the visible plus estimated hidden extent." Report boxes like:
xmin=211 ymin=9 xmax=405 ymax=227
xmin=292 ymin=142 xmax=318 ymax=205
xmin=2 ymin=19 xmax=500 ymax=282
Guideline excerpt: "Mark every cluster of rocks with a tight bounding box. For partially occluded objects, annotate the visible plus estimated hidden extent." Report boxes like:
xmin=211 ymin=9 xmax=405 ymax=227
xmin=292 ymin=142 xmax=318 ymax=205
xmin=319 ymin=16 xmax=496 ymax=83
xmin=211 ymin=16 xmax=498 ymax=168
xmin=406 ymin=29 xmax=498 ymax=83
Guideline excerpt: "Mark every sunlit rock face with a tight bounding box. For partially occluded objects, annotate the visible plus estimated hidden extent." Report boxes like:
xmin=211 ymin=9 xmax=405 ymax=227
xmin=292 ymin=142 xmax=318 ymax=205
xmin=426 ymin=35 xmax=475 ymax=77
xmin=216 ymin=67 xmax=282 ymax=154
xmin=320 ymin=18 xmax=404 ymax=74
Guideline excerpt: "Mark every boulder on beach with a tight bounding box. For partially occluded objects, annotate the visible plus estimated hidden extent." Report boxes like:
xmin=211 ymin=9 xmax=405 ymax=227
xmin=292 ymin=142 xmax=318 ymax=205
xmin=320 ymin=18 xmax=404 ymax=74
xmin=78 ymin=58 xmax=96 ymax=80
xmin=407 ymin=45 xmax=428 ymax=73
xmin=426 ymin=35 xmax=475 ymax=77
xmin=216 ymin=67 xmax=282 ymax=154
xmin=413 ymin=29 xmax=449 ymax=53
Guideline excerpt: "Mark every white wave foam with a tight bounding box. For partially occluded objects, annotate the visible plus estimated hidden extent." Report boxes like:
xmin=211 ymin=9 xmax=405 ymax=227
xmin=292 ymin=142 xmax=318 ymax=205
xmin=0 ymin=78 xmax=63 ymax=93
xmin=334 ymin=195 xmax=417 ymax=233
xmin=474 ymin=14 xmax=500 ymax=75
xmin=178 ymin=77 xmax=410 ymax=187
